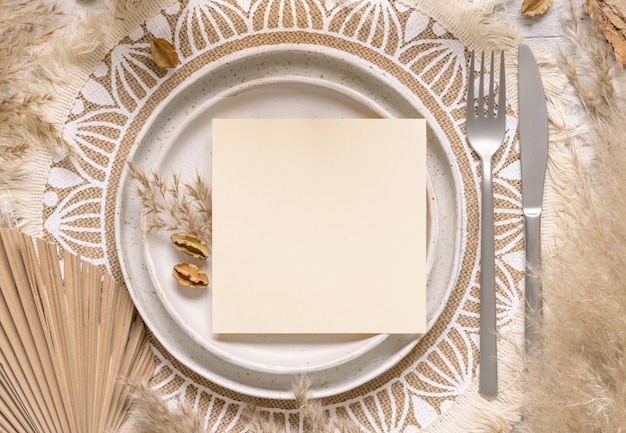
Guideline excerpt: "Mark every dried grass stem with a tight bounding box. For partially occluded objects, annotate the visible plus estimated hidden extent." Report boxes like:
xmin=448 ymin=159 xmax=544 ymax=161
xmin=127 ymin=162 xmax=212 ymax=245
xmin=520 ymin=5 xmax=626 ymax=432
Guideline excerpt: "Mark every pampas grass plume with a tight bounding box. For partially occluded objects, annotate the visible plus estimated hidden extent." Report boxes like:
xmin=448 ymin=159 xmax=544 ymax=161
xmin=244 ymin=377 xmax=360 ymax=433
xmin=125 ymin=381 xmax=203 ymax=433
xmin=519 ymin=5 xmax=626 ymax=432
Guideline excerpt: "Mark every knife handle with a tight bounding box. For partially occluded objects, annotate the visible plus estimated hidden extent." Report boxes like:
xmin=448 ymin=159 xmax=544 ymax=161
xmin=479 ymin=158 xmax=498 ymax=400
xmin=524 ymin=211 xmax=543 ymax=354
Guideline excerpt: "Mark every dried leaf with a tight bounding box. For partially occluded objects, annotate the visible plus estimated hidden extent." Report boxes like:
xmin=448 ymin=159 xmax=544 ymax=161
xmin=584 ymin=0 xmax=626 ymax=65
xmin=521 ymin=0 xmax=553 ymax=16
xmin=150 ymin=38 xmax=178 ymax=69
xmin=172 ymin=263 xmax=209 ymax=289
xmin=170 ymin=232 xmax=210 ymax=260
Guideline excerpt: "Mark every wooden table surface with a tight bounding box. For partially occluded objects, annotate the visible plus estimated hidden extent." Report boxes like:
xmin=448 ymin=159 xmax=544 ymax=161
xmin=51 ymin=0 xmax=583 ymax=52
xmin=59 ymin=0 xmax=583 ymax=52
xmin=504 ymin=0 xmax=584 ymax=50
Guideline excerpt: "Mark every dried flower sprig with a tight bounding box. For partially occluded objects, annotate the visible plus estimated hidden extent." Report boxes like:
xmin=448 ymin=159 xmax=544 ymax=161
xmin=244 ymin=377 xmax=361 ymax=433
xmin=127 ymin=162 xmax=212 ymax=245
xmin=124 ymin=377 xmax=361 ymax=433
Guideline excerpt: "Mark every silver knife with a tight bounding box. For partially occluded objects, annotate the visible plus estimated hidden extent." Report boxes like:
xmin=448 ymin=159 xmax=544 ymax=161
xmin=518 ymin=44 xmax=548 ymax=354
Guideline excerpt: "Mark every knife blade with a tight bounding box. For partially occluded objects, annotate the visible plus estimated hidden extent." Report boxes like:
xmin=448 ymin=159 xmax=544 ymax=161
xmin=518 ymin=43 xmax=548 ymax=354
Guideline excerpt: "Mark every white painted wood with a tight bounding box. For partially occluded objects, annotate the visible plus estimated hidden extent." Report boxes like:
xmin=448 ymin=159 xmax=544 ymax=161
xmin=502 ymin=0 xmax=585 ymax=53
xmin=52 ymin=0 xmax=585 ymax=50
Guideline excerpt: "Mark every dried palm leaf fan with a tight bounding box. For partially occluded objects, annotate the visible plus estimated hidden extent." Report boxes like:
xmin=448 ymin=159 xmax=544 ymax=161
xmin=0 ymin=228 xmax=154 ymax=433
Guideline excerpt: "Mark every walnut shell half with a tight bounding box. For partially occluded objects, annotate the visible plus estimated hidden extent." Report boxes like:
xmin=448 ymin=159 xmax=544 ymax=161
xmin=172 ymin=263 xmax=209 ymax=289
xmin=170 ymin=232 xmax=210 ymax=260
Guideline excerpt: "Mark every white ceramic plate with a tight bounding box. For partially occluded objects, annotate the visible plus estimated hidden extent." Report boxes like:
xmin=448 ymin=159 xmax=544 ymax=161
xmin=116 ymin=46 xmax=462 ymax=399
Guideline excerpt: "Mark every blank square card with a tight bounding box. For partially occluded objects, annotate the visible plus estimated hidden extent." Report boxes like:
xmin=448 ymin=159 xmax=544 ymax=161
xmin=212 ymin=118 xmax=427 ymax=334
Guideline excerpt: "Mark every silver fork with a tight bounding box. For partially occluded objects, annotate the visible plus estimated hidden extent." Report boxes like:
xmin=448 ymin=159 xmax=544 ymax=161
xmin=465 ymin=50 xmax=506 ymax=400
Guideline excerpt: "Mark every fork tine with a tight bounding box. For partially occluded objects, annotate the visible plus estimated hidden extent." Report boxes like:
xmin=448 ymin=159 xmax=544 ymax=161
xmin=477 ymin=51 xmax=485 ymax=117
xmin=467 ymin=51 xmax=475 ymax=120
xmin=488 ymin=51 xmax=495 ymax=117
xmin=497 ymin=51 xmax=506 ymax=120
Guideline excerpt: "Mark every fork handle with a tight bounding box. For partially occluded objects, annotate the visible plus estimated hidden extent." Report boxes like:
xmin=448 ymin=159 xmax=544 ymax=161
xmin=479 ymin=157 xmax=498 ymax=400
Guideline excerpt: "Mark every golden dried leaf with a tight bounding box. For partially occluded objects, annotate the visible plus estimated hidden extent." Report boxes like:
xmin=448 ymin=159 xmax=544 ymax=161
xmin=584 ymin=0 xmax=626 ymax=65
xmin=521 ymin=0 xmax=553 ymax=16
xmin=170 ymin=232 xmax=210 ymax=260
xmin=150 ymin=38 xmax=178 ymax=69
xmin=172 ymin=263 xmax=209 ymax=289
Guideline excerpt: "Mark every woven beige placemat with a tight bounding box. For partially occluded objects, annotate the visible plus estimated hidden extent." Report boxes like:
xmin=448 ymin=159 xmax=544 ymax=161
xmin=41 ymin=0 xmax=525 ymax=430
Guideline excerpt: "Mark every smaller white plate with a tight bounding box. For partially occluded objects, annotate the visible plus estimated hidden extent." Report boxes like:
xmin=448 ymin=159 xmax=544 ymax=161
xmin=145 ymin=77 xmax=438 ymax=374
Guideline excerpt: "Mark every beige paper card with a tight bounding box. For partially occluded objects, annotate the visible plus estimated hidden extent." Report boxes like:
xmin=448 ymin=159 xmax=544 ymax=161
xmin=212 ymin=118 xmax=426 ymax=334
